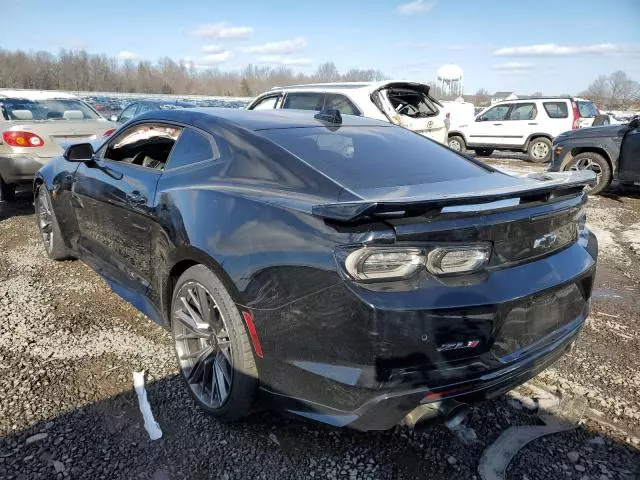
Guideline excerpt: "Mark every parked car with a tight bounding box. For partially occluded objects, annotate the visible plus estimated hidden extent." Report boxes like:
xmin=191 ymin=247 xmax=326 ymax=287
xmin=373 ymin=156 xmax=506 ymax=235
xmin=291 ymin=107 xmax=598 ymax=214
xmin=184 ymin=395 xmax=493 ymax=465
xmin=0 ymin=89 xmax=115 ymax=201
xmin=110 ymin=99 xmax=195 ymax=124
xmin=247 ymin=81 xmax=448 ymax=145
xmin=447 ymin=97 xmax=600 ymax=162
xmin=549 ymin=116 xmax=640 ymax=194
xmin=34 ymin=108 xmax=598 ymax=431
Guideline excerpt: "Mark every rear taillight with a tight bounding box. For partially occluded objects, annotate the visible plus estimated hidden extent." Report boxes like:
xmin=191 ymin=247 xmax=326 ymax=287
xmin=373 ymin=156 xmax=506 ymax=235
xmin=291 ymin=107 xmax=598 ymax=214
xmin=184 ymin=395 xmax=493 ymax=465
xmin=103 ymin=129 xmax=115 ymax=137
xmin=2 ymin=131 xmax=45 ymax=147
xmin=571 ymin=101 xmax=581 ymax=129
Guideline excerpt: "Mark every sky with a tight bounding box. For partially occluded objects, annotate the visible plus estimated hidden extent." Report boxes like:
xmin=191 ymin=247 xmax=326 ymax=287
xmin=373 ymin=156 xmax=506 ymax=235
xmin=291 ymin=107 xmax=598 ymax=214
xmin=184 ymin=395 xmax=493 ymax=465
xmin=2 ymin=0 xmax=640 ymax=95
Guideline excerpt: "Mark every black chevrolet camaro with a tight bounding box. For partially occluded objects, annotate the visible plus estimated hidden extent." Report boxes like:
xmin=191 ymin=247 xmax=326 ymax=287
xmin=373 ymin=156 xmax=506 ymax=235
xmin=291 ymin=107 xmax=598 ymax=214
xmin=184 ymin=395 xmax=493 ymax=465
xmin=34 ymin=108 xmax=598 ymax=431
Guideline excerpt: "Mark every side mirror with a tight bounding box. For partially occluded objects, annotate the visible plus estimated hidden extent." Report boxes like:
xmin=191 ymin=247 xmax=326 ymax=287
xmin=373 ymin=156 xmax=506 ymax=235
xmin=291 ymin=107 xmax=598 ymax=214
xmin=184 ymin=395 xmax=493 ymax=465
xmin=109 ymin=115 xmax=118 ymax=122
xmin=64 ymin=143 xmax=94 ymax=162
xmin=476 ymin=116 xmax=484 ymax=122
xmin=629 ymin=117 xmax=640 ymax=129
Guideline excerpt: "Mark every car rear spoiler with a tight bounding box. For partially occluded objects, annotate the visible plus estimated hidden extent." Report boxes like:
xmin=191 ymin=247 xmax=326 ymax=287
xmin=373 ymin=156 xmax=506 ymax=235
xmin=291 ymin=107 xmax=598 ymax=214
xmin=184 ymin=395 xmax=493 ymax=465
xmin=312 ymin=171 xmax=596 ymax=222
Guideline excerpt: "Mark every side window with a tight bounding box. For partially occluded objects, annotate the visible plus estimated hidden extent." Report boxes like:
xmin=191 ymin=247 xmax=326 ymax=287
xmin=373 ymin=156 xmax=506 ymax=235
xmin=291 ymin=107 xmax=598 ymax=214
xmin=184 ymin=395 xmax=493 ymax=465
xmin=481 ymin=105 xmax=511 ymax=121
xmin=323 ymin=94 xmax=360 ymax=115
xmin=119 ymin=104 xmax=138 ymax=123
xmin=543 ymin=102 xmax=569 ymax=119
xmin=250 ymin=95 xmax=281 ymax=110
xmin=166 ymin=128 xmax=219 ymax=170
xmin=577 ymin=101 xmax=597 ymax=118
xmin=508 ymin=103 xmax=537 ymax=121
xmin=102 ymin=122 xmax=182 ymax=170
xmin=282 ymin=92 xmax=324 ymax=111
xmin=137 ymin=104 xmax=153 ymax=116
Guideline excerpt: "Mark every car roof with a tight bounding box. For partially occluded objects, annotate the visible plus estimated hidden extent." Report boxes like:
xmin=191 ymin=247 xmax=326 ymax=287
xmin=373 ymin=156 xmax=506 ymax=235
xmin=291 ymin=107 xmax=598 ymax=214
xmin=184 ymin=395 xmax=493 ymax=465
xmin=137 ymin=99 xmax=195 ymax=107
xmin=135 ymin=107 xmax=389 ymax=131
xmin=264 ymin=80 xmax=429 ymax=95
xmin=0 ymin=89 xmax=79 ymax=100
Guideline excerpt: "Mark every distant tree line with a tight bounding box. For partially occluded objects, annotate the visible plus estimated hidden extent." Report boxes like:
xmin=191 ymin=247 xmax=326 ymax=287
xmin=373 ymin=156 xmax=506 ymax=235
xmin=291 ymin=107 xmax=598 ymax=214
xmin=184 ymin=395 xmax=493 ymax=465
xmin=0 ymin=48 xmax=386 ymax=96
xmin=580 ymin=71 xmax=640 ymax=109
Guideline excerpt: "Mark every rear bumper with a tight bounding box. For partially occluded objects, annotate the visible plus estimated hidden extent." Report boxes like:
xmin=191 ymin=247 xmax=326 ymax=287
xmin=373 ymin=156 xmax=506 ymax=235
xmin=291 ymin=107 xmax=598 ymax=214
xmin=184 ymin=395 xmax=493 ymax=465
xmin=0 ymin=154 xmax=49 ymax=183
xmin=252 ymin=229 xmax=597 ymax=430
xmin=262 ymin=315 xmax=583 ymax=430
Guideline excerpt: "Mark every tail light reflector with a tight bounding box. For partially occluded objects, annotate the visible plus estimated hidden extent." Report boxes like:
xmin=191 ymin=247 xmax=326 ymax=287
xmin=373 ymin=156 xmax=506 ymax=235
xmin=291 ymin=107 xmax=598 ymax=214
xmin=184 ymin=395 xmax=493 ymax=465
xmin=2 ymin=131 xmax=45 ymax=147
xmin=571 ymin=101 xmax=581 ymax=130
xmin=103 ymin=129 xmax=115 ymax=137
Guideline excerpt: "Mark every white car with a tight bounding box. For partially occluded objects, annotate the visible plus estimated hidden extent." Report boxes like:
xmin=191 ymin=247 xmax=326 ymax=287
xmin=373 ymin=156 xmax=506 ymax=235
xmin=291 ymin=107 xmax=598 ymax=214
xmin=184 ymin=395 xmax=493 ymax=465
xmin=246 ymin=81 xmax=448 ymax=145
xmin=447 ymin=97 xmax=599 ymax=162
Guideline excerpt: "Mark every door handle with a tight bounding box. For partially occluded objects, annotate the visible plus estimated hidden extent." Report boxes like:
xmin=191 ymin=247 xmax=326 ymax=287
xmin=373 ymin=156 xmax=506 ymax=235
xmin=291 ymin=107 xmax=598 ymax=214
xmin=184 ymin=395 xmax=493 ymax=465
xmin=493 ymin=123 xmax=502 ymax=126
xmin=528 ymin=122 xmax=538 ymax=125
xmin=126 ymin=190 xmax=147 ymax=204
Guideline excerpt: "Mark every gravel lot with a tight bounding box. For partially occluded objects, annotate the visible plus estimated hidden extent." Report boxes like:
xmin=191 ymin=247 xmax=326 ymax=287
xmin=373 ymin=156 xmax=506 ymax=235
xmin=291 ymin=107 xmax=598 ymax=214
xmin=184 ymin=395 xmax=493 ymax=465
xmin=0 ymin=156 xmax=638 ymax=479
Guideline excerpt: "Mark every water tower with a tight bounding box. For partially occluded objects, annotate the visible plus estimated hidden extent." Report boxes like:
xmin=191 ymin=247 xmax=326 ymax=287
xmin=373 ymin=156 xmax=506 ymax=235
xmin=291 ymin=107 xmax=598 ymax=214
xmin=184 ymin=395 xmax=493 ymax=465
xmin=436 ymin=64 xmax=464 ymax=97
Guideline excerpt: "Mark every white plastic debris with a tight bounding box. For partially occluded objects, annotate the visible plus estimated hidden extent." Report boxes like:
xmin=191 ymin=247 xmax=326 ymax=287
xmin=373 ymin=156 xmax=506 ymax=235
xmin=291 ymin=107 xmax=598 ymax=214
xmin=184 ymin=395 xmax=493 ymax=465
xmin=133 ymin=371 xmax=162 ymax=440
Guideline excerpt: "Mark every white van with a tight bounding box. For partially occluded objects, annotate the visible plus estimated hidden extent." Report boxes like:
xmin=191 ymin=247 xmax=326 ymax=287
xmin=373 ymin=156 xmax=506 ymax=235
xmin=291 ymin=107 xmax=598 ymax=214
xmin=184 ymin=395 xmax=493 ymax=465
xmin=247 ymin=81 xmax=448 ymax=145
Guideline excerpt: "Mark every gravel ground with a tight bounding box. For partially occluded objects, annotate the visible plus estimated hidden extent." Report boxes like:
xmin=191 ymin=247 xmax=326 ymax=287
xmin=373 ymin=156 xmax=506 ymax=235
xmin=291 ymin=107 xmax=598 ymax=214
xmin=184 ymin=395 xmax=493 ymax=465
xmin=0 ymin=157 xmax=638 ymax=479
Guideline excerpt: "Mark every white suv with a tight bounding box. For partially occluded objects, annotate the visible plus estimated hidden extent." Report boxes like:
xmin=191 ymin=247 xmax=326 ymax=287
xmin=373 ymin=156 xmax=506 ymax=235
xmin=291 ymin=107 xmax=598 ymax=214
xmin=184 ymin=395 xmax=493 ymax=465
xmin=247 ymin=81 xmax=448 ymax=144
xmin=447 ymin=97 xmax=599 ymax=162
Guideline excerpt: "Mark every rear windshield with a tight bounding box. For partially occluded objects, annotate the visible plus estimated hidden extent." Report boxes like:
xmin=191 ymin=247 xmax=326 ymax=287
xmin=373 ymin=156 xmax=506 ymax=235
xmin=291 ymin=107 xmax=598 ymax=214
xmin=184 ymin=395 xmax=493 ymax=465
xmin=261 ymin=126 xmax=489 ymax=189
xmin=577 ymin=101 xmax=597 ymax=118
xmin=385 ymin=88 xmax=438 ymax=118
xmin=0 ymin=98 xmax=99 ymax=121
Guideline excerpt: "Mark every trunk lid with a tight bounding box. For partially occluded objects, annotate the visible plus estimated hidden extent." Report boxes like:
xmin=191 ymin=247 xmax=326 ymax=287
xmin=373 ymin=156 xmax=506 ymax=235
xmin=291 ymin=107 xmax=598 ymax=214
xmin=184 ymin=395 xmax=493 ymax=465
xmin=4 ymin=119 xmax=114 ymax=157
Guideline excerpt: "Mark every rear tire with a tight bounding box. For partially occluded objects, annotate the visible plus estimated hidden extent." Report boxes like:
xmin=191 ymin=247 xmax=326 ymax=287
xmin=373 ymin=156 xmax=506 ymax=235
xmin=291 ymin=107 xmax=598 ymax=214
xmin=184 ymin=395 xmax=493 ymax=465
xmin=171 ymin=265 xmax=258 ymax=421
xmin=527 ymin=137 xmax=552 ymax=163
xmin=474 ymin=148 xmax=494 ymax=157
xmin=564 ymin=152 xmax=611 ymax=195
xmin=448 ymin=135 xmax=466 ymax=153
xmin=35 ymin=185 xmax=71 ymax=260
xmin=0 ymin=177 xmax=16 ymax=202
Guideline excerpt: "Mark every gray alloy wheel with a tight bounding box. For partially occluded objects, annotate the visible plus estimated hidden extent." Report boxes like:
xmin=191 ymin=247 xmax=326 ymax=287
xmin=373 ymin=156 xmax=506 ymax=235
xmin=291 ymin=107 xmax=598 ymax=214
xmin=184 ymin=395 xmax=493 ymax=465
xmin=566 ymin=152 xmax=611 ymax=195
xmin=35 ymin=186 xmax=70 ymax=260
xmin=172 ymin=280 xmax=234 ymax=409
xmin=448 ymin=135 xmax=465 ymax=152
xmin=527 ymin=137 xmax=552 ymax=163
xmin=37 ymin=188 xmax=54 ymax=254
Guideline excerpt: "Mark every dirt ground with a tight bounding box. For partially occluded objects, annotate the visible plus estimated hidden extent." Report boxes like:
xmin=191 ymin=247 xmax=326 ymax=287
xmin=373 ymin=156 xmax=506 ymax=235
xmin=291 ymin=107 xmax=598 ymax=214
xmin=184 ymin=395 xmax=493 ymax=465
xmin=0 ymin=156 xmax=638 ymax=480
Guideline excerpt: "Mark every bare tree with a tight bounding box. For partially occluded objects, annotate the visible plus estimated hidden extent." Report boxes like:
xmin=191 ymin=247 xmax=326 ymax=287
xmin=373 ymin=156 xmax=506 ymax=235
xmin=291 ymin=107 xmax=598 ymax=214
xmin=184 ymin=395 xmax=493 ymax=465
xmin=0 ymin=48 xmax=386 ymax=96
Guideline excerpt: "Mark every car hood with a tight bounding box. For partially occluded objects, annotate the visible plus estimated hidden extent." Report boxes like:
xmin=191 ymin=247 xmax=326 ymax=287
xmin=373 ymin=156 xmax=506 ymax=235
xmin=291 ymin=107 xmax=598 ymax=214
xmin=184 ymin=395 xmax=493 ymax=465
xmin=556 ymin=124 xmax=627 ymax=142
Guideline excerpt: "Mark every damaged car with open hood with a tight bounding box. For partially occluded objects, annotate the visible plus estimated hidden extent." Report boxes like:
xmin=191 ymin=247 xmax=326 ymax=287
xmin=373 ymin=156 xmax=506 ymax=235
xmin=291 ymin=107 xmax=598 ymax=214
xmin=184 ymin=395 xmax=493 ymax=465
xmin=34 ymin=107 xmax=598 ymax=431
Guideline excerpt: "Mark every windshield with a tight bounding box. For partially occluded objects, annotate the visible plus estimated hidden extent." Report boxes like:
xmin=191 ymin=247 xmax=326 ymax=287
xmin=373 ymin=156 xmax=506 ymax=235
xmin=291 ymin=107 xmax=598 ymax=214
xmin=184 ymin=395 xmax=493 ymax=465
xmin=262 ymin=126 xmax=489 ymax=189
xmin=577 ymin=101 xmax=597 ymax=118
xmin=0 ymin=98 xmax=100 ymax=121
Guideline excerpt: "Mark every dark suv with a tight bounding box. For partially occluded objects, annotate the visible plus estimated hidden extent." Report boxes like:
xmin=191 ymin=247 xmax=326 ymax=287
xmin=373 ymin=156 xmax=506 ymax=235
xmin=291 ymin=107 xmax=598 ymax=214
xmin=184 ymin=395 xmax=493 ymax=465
xmin=549 ymin=116 xmax=640 ymax=194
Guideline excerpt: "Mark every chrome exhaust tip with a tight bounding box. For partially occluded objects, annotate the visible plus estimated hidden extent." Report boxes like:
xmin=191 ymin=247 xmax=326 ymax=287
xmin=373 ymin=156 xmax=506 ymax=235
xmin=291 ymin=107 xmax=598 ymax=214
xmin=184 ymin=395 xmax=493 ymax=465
xmin=403 ymin=400 xmax=470 ymax=431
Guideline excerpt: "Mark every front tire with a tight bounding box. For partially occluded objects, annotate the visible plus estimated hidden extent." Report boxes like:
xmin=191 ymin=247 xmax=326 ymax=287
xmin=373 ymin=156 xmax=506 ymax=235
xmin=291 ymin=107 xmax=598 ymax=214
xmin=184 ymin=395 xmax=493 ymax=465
xmin=35 ymin=186 xmax=71 ymax=260
xmin=0 ymin=177 xmax=16 ymax=202
xmin=564 ymin=152 xmax=611 ymax=195
xmin=527 ymin=137 xmax=552 ymax=163
xmin=171 ymin=265 xmax=258 ymax=421
xmin=448 ymin=135 xmax=466 ymax=153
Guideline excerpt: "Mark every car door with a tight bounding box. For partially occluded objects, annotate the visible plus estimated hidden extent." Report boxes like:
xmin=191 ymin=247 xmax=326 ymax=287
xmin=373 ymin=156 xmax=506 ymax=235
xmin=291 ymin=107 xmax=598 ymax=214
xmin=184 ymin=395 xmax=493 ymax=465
xmin=71 ymin=121 xmax=182 ymax=294
xmin=501 ymin=102 xmax=539 ymax=147
xmin=466 ymin=104 xmax=512 ymax=146
xmin=619 ymin=121 xmax=640 ymax=183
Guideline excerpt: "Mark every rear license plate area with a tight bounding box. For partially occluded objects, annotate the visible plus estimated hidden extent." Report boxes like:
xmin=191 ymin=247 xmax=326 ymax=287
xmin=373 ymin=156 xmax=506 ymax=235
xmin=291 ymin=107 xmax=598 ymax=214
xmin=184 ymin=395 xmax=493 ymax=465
xmin=492 ymin=283 xmax=585 ymax=359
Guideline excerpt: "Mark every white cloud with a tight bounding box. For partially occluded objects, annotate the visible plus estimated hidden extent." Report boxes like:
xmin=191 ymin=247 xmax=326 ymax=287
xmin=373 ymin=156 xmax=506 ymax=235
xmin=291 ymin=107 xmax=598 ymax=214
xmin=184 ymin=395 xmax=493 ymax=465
xmin=257 ymin=55 xmax=312 ymax=66
xmin=201 ymin=44 xmax=224 ymax=53
xmin=191 ymin=22 xmax=253 ymax=40
xmin=397 ymin=0 xmax=435 ymax=14
xmin=494 ymin=43 xmax=640 ymax=57
xmin=201 ymin=51 xmax=232 ymax=64
xmin=118 ymin=50 xmax=139 ymax=61
xmin=241 ymin=37 xmax=307 ymax=54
